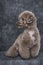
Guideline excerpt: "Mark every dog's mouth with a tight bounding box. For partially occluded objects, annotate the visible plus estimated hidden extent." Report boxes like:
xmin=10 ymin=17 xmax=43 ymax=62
xmin=16 ymin=22 xmax=24 ymax=28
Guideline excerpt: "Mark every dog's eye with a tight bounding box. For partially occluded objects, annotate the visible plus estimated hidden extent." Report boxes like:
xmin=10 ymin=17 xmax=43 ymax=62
xmin=22 ymin=18 xmax=24 ymax=21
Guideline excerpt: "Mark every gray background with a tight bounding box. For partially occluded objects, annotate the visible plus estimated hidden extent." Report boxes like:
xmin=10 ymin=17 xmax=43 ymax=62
xmin=0 ymin=0 xmax=43 ymax=65
xmin=0 ymin=0 xmax=43 ymax=52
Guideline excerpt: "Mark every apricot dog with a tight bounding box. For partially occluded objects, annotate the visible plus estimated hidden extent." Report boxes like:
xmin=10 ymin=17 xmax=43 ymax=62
xmin=5 ymin=11 xmax=41 ymax=59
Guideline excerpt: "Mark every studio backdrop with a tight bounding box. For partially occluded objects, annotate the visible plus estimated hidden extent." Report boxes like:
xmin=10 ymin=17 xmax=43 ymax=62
xmin=0 ymin=0 xmax=43 ymax=51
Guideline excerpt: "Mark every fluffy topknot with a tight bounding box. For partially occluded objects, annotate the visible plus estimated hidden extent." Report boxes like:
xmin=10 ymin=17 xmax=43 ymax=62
xmin=18 ymin=10 xmax=37 ymax=22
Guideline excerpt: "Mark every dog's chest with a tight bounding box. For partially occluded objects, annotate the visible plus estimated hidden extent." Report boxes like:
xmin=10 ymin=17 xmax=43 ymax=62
xmin=28 ymin=31 xmax=35 ymax=41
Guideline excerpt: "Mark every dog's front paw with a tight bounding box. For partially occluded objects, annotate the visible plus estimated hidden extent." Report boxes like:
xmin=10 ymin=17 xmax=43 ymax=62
xmin=5 ymin=50 xmax=18 ymax=57
xmin=5 ymin=51 xmax=14 ymax=57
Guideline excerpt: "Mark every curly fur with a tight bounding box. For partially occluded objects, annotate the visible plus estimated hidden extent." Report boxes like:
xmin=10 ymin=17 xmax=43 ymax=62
xmin=5 ymin=11 xmax=41 ymax=59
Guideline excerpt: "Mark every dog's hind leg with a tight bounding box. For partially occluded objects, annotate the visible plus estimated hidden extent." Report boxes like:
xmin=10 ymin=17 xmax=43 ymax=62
xmin=5 ymin=43 xmax=19 ymax=57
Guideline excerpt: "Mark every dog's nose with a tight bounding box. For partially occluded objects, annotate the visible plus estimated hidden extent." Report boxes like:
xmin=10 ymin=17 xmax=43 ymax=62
xmin=16 ymin=21 xmax=20 ymax=26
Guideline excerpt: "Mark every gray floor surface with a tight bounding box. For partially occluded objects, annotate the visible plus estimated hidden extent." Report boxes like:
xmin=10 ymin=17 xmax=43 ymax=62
xmin=0 ymin=52 xmax=43 ymax=65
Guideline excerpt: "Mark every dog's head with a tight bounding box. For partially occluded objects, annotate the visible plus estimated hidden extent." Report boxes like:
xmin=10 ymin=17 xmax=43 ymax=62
xmin=16 ymin=11 xmax=37 ymax=28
